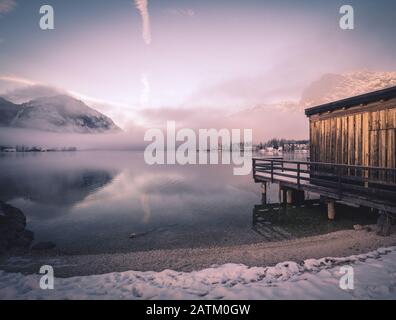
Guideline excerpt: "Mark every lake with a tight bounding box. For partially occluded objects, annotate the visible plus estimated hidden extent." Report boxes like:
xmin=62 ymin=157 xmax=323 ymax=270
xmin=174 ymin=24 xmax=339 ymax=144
xmin=0 ymin=151 xmax=378 ymax=255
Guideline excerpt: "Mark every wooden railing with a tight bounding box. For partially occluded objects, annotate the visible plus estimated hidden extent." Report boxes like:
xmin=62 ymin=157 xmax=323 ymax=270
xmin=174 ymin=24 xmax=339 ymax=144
xmin=253 ymin=158 xmax=396 ymax=201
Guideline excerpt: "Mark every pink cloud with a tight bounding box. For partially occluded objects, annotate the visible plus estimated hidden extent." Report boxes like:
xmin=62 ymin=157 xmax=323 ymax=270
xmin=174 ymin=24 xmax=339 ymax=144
xmin=0 ymin=0 xmax=16 ymax=14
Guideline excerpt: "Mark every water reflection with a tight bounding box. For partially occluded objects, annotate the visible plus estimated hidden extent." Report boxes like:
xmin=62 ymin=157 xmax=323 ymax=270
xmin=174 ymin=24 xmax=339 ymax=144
xmin=0 ymin=153 xmax=117 ymax=207
xmin=0 ymin=151 xmax=379 ymax=255
xmin=252 ymin=201 xmax=378 ymax=240
xmin=0 ymin=151 xmax=262 ymax=254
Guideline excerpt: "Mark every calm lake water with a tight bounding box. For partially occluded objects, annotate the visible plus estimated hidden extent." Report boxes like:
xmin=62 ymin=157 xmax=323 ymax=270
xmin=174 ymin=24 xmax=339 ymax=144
xmin=0 ymin=151 xmax=378 ymax=255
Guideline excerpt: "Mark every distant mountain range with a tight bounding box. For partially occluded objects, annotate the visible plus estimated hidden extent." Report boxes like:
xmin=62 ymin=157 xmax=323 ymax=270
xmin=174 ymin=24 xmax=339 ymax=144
xmin=1 ymin=70 xmax=395 ymax=139
xmin=0 ymin=95 xmax=121 ymax=133
xmin=300 ymin=70 xmax=396 ymax=108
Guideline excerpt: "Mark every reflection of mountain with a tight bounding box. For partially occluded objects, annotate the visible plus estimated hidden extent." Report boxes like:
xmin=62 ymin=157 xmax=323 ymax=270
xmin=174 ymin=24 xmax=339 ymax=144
xmin=0 ymin=95 xmax=120 ymax=133
xmin=0 ymin=169 xmax=115 ymax=206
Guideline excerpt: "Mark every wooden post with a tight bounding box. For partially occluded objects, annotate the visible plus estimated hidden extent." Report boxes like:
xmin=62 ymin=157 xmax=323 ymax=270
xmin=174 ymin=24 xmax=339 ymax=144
xmin=261 ymin=183 xmax=267 ymax=204
xmin=282 ymin=188 xmax=287 ymax=205
xmin=286 ymin=190 xmax=293 ymax=204
xmin=297 ymin=163 xmax=301 ymax=187
xmin=278 ymin=187 xmax=287 ymax=205
xmin=295 ymin=190 xmax=305 ymax=203
xmin=327 ymin=200 xmax=336 ymax=220
xmin=337 ymin=166 xmax=342 ymax=197
xmin=271 ymin=160 xmax=274 ymax=183
xmin=284 ymin=189 xmax=305 ymax=205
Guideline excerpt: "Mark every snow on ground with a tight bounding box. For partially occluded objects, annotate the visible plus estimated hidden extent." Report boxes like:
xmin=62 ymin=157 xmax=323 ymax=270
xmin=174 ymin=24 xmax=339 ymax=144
xmin=1 ymin=247 xmax=396 ymax=300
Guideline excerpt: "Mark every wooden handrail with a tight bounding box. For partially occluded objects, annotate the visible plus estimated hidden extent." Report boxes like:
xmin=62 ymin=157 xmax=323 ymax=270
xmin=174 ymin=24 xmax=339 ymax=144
xmin=253 ymin=158 xmax=396 ymax=173
xmin=253 ymin=158 xmax=396 ymax=200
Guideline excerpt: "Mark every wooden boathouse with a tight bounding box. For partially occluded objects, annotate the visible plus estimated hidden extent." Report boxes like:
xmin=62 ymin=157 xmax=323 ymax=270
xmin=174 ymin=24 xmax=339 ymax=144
xmin=253 ymin=86 xmax=396 ymax=220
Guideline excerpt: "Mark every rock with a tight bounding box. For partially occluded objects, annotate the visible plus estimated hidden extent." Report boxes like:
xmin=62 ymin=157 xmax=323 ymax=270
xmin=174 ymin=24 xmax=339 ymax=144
xmin=377 ymin=213 xmax=392 ymax=236
xmin=129 ymin=230 xmax=150 ymax=239
xmin=0 ymin=201 xmax=34 ymax=254
xmin=31 ymin=242 xmax=56 ymax=251
xmin=0 ymin=201 xmax=26 ymax=230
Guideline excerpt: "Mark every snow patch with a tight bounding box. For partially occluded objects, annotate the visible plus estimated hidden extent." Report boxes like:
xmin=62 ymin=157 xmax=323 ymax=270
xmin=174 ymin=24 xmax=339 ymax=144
xmin=1 ymin=246 xmax=396 ymax=300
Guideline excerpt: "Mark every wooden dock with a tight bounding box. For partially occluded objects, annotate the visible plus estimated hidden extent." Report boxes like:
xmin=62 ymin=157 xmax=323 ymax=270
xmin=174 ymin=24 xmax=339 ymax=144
xmin=253 ymin=158 xmax=396 ymax=215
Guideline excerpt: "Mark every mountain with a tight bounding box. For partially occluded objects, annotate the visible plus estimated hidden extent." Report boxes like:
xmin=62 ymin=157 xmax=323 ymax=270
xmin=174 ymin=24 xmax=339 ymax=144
xmin=0 ymin=97 xmax=19 ymax=126
xmin=0 ymin=95 xmax=121 ymax=133
xmin=300 ymin=71 xmax=396 ymax=108
xmin=222 ymin=70 xmax=396 ymax=142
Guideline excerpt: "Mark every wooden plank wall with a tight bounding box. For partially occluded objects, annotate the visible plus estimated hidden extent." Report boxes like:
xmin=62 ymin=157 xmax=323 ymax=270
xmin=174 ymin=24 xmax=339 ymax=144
xmin=309 ymin=106 xmax=396 ymax=181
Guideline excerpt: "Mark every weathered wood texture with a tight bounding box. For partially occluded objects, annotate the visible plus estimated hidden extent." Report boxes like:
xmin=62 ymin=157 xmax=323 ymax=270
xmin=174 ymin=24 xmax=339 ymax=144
xmin=309 ymin=100 xmax=396 ymax=182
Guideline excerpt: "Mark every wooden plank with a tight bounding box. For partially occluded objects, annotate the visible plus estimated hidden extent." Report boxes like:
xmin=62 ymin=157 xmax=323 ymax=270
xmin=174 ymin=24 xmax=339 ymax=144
xmin=322 ymin=120 xmax=326 ymax=163
xmin=369 ymin=130 xmax=379 ymax=180
xmin=326 ymin=119 xmax=331 ymax=163
xmin=310 ymin=121 xmax=314 ymax=161
xmin=362 ymin=112 xmax=369 ymax=183
xmin=386 ymin=129 xmax=395 ymax=182
xmin=322 ymin=119 xmax=325 ymax=163
xmin=371 ymin=111 xmax=379 ymax=130
xmin=362 ymin=112 xmax=369 ymax=167
xmin=317 ymin=120 xmax=320 ymax=162
xmin=379 ymin=128 xmax=387 ymax=181
xmin=393 ymin=108 xmax=396 ymax=129
xmin=348 ymin=115 xmax=355 ymax=175
xmin=336 ymin=117 xmax=342 ymax=164
xmin=342 ymin=116 xmax=348 ymax=166
xmin=331 ymin=118 xmax=337 ymax=163
xmin=355 ymin=113 xmax=362 ymax=166
xmin=386 ymin=108 xmax=394 ymax=129
xmin=380 ymin=109 xmax=387 ymax=130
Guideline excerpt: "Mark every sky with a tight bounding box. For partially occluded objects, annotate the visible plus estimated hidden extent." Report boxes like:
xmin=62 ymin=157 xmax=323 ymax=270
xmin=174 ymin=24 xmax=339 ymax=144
xmin=0 ymin=0 xmax=396 ymax=136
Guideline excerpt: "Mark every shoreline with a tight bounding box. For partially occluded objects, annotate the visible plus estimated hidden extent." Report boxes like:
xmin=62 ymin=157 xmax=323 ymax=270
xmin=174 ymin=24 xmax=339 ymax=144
xmin=1 ymin=225 xmax=395 ymax=278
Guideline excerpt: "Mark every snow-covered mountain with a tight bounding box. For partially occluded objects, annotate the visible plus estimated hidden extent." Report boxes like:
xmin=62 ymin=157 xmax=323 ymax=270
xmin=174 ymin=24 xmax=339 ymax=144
xmin=300 ymin=71 xmax=396 ymax=108
xmin=0 ymin=95 xmax=121 ymax=133
xmin=0 ymin=97 xmax=19 ymax=126
xmin=220 ymin=70 xmax=396 ymax=141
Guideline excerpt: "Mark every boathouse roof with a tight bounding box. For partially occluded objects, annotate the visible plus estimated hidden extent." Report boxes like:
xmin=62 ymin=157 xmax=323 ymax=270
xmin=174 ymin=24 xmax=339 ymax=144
xmin=305 ymin=85 xmax=396 ymax=117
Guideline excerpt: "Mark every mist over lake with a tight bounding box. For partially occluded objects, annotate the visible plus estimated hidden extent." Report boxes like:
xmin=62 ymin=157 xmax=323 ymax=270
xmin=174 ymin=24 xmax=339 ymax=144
xmin=0 ymin=151 xmax=377 ymax=255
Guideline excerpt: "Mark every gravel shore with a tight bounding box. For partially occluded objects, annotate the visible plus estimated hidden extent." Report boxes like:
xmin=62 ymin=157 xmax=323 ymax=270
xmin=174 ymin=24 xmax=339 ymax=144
xmin=1 ymin=225 xmax=395 ymax=278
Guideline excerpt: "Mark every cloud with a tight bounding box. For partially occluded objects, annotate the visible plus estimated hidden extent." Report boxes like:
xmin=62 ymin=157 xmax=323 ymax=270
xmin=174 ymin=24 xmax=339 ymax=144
xmin=0 ymin=76 xmax=40 ymax=100
xmin=2 ymin=85 xmax=66 ymax=104
xmin=0 ymin=76 xmax=65 ymax=103
xmin=134 ymin=0 xmax=151 ymax=45
xmin=139 ymin=73 xmax=150 ymax=106
xmin=134 ymin=101 xmax=308 ymax=143
xmin=0 ymin=75 xmax=36 ymax=86
xmin=0 ymin=0 xmax=16 ymax=14
xmin=166 ymin=8 xmax=195 ymax=17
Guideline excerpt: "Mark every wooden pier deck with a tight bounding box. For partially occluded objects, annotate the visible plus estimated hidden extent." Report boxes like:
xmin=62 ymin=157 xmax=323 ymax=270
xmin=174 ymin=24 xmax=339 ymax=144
xmin=253 ymin=158 xmax=396 ymax=215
